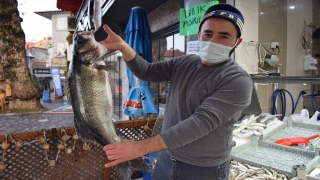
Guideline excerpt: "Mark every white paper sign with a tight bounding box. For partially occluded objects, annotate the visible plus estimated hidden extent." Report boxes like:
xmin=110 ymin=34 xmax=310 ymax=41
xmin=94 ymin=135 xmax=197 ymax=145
xmin=186 ymin=41 xmax=199 ymax=55
xmin=46 ymin=59 xmax=51 ymax=67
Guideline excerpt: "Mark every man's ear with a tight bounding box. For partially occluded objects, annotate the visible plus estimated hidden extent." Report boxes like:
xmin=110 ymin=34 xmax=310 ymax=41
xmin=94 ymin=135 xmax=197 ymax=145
xmin=235 ymin=38 xmax=242 ymax=48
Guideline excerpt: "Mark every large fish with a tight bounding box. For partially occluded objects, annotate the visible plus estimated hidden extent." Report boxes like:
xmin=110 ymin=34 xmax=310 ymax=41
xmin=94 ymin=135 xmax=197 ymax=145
xmin=65 ymin=31 xmax=151 ymax=180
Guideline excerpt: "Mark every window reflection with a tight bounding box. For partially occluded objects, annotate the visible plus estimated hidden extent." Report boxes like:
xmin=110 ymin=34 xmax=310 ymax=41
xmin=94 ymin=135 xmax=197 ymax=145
xmin=165 ymin=33 xmax=186 ymax=60
xmin=151 ymin=32 xmax=185 ymax=105
xmin=56 ymin=17 xmax=67 ymax=30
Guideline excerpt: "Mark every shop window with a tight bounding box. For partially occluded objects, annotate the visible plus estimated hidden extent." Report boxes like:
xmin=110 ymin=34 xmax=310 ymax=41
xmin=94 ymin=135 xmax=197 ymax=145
xmin=56 ymin=42 xmax=67 ymax=57
xmin=151 ymin=24 xmax=185 ymax=105
xmin=56 ymin=17 xmax=67 ymax=30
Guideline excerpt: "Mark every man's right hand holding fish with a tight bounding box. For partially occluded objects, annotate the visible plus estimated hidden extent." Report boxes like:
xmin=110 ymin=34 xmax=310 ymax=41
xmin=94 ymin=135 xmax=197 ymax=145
xmin=100 ymin=4 xmax=253 ymax=180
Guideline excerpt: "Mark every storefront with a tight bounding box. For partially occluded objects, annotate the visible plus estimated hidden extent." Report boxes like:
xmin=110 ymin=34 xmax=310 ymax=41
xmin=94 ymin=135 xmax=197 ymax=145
xmin=32 ymin=68 xmax=53 ymax=91
xmin=32 ymin=68 xmax=65 ymax=93
xmin=63 ymin=0 xmax=213 ymax=105
xmin=52 ymin=0 xmax=320 ymax=179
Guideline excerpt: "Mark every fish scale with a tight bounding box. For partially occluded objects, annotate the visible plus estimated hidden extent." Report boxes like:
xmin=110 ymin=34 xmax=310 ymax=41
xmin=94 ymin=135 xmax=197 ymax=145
xmin=73 ymin=65 xmax=114 ymax=143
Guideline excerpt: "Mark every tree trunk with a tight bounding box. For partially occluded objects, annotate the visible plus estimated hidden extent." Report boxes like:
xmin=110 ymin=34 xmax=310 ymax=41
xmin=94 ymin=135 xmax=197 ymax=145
xmin=0 ymin=0 xmax=42 ymax=109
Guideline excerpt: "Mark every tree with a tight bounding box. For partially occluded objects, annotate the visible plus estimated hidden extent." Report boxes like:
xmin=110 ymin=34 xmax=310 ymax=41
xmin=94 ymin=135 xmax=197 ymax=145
xmin=0 ymin=0 xmax=42 ymax=109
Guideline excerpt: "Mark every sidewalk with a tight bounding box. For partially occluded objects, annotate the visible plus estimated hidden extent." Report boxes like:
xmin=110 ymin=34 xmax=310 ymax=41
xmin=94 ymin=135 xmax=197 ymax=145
xmin=0 ymin=99 xmax=74 ymax=134
xmin=43 ymin=102 xmax=73 ymax=114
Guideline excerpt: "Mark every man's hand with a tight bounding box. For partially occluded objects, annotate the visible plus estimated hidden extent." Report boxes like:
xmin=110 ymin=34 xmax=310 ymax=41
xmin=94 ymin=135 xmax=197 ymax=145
xmin=103 ymin=135 xmax=168 ymax=168
xmin=99 ymin=25 xmax=125 ymax=52
xmin=104 ymin=140 xmax=145 ymax=167
xmin=99 ymin=25 xmax=136 ymax=61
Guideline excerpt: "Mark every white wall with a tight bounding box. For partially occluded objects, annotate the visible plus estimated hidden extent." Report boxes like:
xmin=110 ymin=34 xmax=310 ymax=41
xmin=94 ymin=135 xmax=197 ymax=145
xmin=286 ymin=0 xmax=314 ymax=114
xmin=287 ymin=0 xmax=313 ymax=77
xmin=51 ymin=13 xmax=72 ymax=61
xmin=235 ymin=0 xmax=260 ymax=73
xmin=234 ymin=0 xmax=315 ymax=116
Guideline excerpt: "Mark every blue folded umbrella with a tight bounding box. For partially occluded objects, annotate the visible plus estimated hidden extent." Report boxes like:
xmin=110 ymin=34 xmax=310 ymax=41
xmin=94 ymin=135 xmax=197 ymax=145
xmin=123 ymin=7 xmax=158 ymax=117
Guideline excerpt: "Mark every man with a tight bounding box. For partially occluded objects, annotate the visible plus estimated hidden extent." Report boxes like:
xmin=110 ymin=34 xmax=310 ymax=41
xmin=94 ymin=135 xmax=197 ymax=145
xmin=39 ymin=84 xmax=44 ymax=92
xmin=100 ymin=3 xmax=252 ymax=180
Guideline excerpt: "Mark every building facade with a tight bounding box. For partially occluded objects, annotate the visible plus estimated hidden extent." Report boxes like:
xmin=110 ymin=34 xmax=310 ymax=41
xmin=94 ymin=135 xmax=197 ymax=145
xmin=54 ymin=0 xmax=320 ymax=118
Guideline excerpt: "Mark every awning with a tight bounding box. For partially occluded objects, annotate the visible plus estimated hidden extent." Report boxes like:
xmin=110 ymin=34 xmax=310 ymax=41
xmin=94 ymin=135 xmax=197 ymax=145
xmin=57 ymin=0 xmax=83 ymax=12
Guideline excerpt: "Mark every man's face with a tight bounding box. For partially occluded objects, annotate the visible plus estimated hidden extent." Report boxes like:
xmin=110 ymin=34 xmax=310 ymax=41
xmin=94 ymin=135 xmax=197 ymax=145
xmin=198 ymin=18 xmax=242 ymax=47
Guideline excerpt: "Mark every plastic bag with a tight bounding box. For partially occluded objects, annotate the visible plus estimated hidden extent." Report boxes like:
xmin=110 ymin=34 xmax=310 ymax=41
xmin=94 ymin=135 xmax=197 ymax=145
xmin=304 ymin=54 xmax=318 ymax=71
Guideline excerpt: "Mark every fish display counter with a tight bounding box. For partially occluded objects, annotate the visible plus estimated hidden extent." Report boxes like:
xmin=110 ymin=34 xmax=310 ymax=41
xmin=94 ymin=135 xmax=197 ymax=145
xmin=231 ymin=116 xmax=320 ymax=180
xmin=306 ymin=156 xmax=320 ymax=180
xmin=232 ymin=117 xmax=284 ymax=152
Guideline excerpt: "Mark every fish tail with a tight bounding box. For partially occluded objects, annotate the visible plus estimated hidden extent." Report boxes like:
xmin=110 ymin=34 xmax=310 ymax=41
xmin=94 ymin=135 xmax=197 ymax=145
xmin=115 ymin=157 xmax=151 ymax=180
xmin=114 ymin=162 xmax=133 ymax=180
xmin=129 ymin=157 xmax=152 ymax=172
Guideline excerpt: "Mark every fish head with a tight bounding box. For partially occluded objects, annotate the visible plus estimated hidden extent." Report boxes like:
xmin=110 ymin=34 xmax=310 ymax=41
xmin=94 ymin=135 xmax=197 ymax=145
xmin=74 ymin=31 xmax=100 ymax=64
xmin=75 ymin=31 xmax=96 ymax=52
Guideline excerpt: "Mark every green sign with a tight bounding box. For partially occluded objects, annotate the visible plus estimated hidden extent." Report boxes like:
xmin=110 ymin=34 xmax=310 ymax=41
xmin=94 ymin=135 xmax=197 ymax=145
xmin=179 ymin=1 xmax=219 ymax=36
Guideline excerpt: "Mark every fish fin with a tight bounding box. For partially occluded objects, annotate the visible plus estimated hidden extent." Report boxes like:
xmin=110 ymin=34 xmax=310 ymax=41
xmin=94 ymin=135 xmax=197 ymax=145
xmin=114 ymin=158 xmax=151 ymax=180
xmin=93 ymin=63 xmax=118 ymax=90
xmin=95 ymin=64 xmax=119 ymax=74
xmin=91 ymin=130 xmax=109 ymax=145
xmin=74 ymin=116 xmax=109 ymax=145
xmin=63 ymin=80 xmax=72 ymax=104
xmin=74 ymin=116 xmax=92 ymax=142
xmin=129 ymin=157 xmax=152 ymax=172
xmin=114 ymin=162 xmax=133 ymax=180
xmin=108 ymin=74 xmax=117 ymax=91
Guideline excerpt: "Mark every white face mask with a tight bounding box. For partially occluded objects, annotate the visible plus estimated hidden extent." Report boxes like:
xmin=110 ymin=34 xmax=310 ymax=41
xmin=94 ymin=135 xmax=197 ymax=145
xmin=197 ymin=40 xmax=238 ymax=64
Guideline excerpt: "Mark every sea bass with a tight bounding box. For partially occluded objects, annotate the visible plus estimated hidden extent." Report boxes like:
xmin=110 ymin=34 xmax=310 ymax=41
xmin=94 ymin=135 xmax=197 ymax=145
xmin=65 ymin=31 xmax=151 ymax=179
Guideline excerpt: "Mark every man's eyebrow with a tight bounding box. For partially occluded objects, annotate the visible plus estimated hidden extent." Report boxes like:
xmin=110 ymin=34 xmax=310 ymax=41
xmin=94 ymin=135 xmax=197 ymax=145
xmin=202 ymin=30 xmax=231 ymax=36
xmin=202 ymin=30 xmax=213 ymax=33
xmin=219 ymin=32 xmax=231 ymax=36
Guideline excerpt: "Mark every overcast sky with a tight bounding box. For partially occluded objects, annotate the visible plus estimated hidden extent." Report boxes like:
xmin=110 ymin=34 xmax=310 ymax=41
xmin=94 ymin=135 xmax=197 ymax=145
xmin=16 ymin=0 xmax=185 ymax=51
xmin=18 ymin=0 xmax=59 ymax=42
